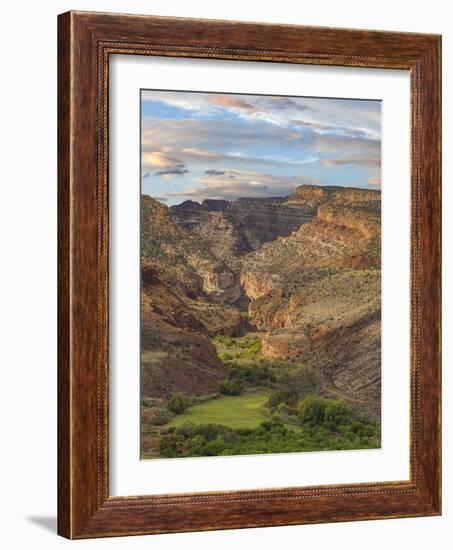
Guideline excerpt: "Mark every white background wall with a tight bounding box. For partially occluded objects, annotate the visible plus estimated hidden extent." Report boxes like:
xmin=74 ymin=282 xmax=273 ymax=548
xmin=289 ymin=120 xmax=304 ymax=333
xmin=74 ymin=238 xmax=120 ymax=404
xmin=0 ymin=1 xmax=450 ymax=548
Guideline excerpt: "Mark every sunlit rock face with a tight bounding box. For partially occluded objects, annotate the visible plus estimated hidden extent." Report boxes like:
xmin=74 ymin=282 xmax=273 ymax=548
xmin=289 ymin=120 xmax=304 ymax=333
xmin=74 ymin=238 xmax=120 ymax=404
xmin=261 ymin=334 xmax=290 ymax=359
xmin=240 ymin=271 xmax=274 ymax=301
xmin=201 ymin=265 xmax=242 ymax=304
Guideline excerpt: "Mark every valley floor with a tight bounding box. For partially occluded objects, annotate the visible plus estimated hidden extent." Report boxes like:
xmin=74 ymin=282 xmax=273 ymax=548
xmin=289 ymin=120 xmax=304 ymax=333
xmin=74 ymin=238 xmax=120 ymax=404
xmin=140 ymin=332 xmax=380 ymax=459
xmin=166 ymin=393 xmax=269 ymax=429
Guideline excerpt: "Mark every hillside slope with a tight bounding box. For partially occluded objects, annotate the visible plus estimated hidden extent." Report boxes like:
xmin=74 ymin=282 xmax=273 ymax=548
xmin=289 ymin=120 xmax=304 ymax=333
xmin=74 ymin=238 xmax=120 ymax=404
xmin=240 ymin=186 xmax=381 ymax=419
xmin=141 ymin=185 xmax=381 ymax=421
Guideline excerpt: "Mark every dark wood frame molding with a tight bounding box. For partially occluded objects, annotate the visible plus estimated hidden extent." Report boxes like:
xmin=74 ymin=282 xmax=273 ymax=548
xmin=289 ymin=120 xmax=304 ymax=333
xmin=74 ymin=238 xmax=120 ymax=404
xmin=58 ymin=10 xmax=441 ymax=539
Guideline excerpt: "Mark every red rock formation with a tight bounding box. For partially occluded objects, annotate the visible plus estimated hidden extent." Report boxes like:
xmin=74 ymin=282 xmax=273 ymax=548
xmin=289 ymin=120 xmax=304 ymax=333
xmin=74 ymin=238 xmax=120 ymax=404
xmin=240 ymin=271 xmax=274 ymax=300
xmin=262 ymin=334 xmax=290 ymax=359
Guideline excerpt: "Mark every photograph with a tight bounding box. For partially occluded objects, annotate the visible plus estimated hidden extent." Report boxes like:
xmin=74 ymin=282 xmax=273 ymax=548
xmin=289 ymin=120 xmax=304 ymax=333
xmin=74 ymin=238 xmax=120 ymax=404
xmin=139 ymin=89 xmax=382 ymax=459
xmin=0 ymin=1 xmax=445 ymax=545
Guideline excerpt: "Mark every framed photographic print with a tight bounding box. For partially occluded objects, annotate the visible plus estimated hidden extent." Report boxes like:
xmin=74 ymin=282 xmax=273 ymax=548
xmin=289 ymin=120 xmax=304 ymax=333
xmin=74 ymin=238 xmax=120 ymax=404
xmin=58 ymin=11 xmax=441 ymax=539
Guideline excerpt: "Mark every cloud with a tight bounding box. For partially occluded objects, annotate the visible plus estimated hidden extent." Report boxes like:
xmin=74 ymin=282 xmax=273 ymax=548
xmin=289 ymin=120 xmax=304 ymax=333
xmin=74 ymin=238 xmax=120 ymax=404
xmin=143 ymin=151 xmax=180 ymax=168
xmin=141 ymin=92 xmax=382 ymax=201
xmin=292 ymin=120 xmax=324 ymax=130
xmin=205 ymin=169 xmax=225 ymax=176
xmin=291 ymin=119 xmax=367 ymax=138
xmin=142 ymin=151 xmax=188 ymax=177
xmin=314 ymin=133 xmax=381 ymax=188
xmin=142 ymin=91 xmax=309 ymax=117
xmin=368 ymin=175 xmax=381 ymax=187
xmin=142 ymin=90 xmax=381 ymax=140
xmin=155 ymin=166 xmax=188 ymax=176
xmin=141 ymin=119 xmax=318 ymax=173
xmin=321 ymin=157 xmax=380 ymax=167
xmin=261 ymin=96 xmax=310 ymax=112
xmin=158 ymin=169 xmax=320 ymax=201
xmin=181 ymin=147 xmax=219 ymax=158
xmin=207 ymin=95 xmax=256 ymax=111
xmin=142 ymin=118 xmax=302 ymax=152
xmin=315 ymin=134 xmax=381 ymax=169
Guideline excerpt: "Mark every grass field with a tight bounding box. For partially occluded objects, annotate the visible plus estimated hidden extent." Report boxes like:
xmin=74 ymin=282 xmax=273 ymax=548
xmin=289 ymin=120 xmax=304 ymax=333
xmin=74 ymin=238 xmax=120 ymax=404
xmin=166 ymin=393 xmax=269 ymax=429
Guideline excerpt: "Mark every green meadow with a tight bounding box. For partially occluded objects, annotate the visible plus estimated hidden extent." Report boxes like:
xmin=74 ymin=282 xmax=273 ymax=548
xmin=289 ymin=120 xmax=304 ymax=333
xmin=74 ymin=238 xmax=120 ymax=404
xmin=167 ymin=393 xmax=269 ymax=429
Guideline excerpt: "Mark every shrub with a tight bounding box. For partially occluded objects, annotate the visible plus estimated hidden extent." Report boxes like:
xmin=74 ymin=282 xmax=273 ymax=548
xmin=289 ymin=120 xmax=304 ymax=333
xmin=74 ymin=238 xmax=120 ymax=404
xmin=268 ymin=367 xmax=320 ymax=409
xmin=151 ymin=406 xmax=175 ymax=425
xmin=268 ymin=386 xmax=298 ymax=408
xmin=215 ymin=335 xmax=235 ymax=347
xmin=298 ymin=395 xmax=327 ymax=425
xmin=239 ymin=338 xmax=262 ymax=353
xmin=324 ymin=400 xmax=353 ymax=429
xmin=230 ymin=364 xmax=275 ymax=386
xmin=158 ymin=417 xmax=380 ymax=459
xmin=159 ymin=433 xmax=185 ymax=457
xmin=297 ymin=395 xmax=354 ymax=430
xmin=167 ymin=392 xmax=189 ymax=414
xmin=245 ymin=342 xmax=261 ymax=356
xmin=220 ymin=378 xmax=244 ymax=396
xmin=277 ymin=402 xmax=293 ymax=417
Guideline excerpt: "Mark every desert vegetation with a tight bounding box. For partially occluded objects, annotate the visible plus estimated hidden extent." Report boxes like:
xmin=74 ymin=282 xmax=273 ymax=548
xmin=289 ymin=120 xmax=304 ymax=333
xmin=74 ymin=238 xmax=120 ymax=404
xmin=140 ymin=184 xmax=381 ymax=459
xmin=158 ymin=396 xmax=380 ymax=459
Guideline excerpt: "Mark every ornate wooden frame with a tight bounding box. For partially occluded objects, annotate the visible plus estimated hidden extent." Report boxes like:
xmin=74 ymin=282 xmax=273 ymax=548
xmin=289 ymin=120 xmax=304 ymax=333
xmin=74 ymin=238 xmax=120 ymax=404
xmin=58 ymin=11 xmax=441 ymax=539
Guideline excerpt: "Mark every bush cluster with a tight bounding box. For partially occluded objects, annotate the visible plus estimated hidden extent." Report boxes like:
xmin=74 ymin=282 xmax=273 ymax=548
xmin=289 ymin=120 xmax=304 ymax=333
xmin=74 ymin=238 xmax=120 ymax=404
xmin=219 ymin=378 xmax=244 ymax=396
xmin=159 ymin=413 xmax=380 ymax=459
xmin=267 ymin=367 xmax=320 ymax=409
xmin=167 ymin=392 xmax=189 ymax=414
xmin=297 ymin=395 xmax=353 ymax=430
xmin=215 ymin=336 xmax=262 ymax=357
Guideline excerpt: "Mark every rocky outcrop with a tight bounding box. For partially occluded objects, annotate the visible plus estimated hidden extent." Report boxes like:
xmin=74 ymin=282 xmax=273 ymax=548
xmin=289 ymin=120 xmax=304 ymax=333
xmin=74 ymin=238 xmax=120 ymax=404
xmin=247 ymin=290 xmax=305 ymax=331
xmin=141 ymin=184 xmax=382 ymax=420
xmin=262 ymin=334 xmax=290 ymax=359
xmin=225 ymin=198 xmax=316 ymax=248
xmin=141 ymin=264 xmax=244 ymax=337
xmin=289 ymin=184 xmax=381 ymax=208
xmin=171 ymin=196 xmax=315 ymax=251
xmin=193 ymin=211 xmax=250 ymax=262
xmin=239 ymin=186 xmax=381 ymax=421
xmin=317 ymin=204 xmax=379 ymax=241
xmin=201 ymin=265 xmax=241 ymax=304
xmin=288 ymin=185 xmax=331 ymax=207
xmin=240 ymin=271 xmax=274 ymax=300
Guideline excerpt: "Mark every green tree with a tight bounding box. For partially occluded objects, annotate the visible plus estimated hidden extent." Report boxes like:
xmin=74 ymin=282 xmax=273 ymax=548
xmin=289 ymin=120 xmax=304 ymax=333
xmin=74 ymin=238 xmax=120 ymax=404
xmin=167 ymin=392 xmax=189 ymax=414
xmin=298 ymin=395 xmax=354 ymax=430
xmin=220 ymin=378 xmax=244 ymax=395
xmin=324 ymin=399 xmax=353 ymax=429
xmin=159 ymin=433 xmax=184 ymax=457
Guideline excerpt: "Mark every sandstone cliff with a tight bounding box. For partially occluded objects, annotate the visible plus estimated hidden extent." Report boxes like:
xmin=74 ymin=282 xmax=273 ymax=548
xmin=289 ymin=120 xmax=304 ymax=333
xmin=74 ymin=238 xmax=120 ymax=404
xmin=142 ymin=195 xmax=243 ymax=304
xmin=141 ymin=185 xmax=381 ymax=420
xmin=171 ymin=196 xmax=315 ymax=251
xmin=239 ymin=185 xmax=381 ymax=420
xmin=140 ymin=197 xmax=246 ymax=397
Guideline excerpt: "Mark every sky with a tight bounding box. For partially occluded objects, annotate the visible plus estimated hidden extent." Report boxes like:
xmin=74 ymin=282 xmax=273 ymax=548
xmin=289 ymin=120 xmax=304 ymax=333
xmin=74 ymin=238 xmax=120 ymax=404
xmin=141 ymin=89 xmax=381 ymax=205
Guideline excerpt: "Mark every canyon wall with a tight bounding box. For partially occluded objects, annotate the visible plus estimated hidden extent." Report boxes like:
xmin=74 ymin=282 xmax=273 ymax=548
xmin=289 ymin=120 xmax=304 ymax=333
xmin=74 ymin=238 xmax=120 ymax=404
xmin=141 ymin=184 xmax=382 ymax=420
xmin=171 ymin=196 xmax=316 ymax=251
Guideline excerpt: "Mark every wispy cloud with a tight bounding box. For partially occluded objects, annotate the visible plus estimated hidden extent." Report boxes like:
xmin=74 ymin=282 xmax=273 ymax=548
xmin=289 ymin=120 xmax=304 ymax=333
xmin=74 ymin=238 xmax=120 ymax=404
xmin=207 ymin=95 xmax=257 ymax=111
xmin=368 ymin=175 xmax=381 ymax=187
xmin=141 ymin=90 xmax=381 ymax=204
xmin=159 ymin=168 xmax=319 ymax=201
xmin=155 ymin=166 xmax=188 ymax=176
xmin=205 ymin=169 xmax=225 ymax=176
xmin=143 ymin=151 xmax=188 ymax=178
xmin=315 ymin=134 xmax=381 ymax=181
